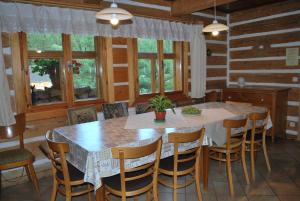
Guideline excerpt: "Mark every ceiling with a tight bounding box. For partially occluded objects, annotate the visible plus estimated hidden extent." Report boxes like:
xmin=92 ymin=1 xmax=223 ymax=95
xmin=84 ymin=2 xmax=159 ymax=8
xmin=214 ymin=0 xmax=290 ymax=13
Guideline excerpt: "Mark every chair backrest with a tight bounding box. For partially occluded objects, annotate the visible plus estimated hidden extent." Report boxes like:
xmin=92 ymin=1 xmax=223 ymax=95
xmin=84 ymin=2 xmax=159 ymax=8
xmin=223 ymin=118 xmax=248 ymax=150
xmin=111 ymin=137 xmax=162 ymax=197
xmin=135 ymin=102 xmax=152 ymax=114
xmin=249 ymin=111 xmax=269 ymax=137
xmin=168 ymin=128 xmax=205 ymax=173
xmin=205 ymin=91 xmax=218 ymax=102
xmin=67 ymin=106 xmax=98 ymax=125
xmin=0 ymin=113 xmax=26 ymax=148
xmin=45 ymin=131 xmax=71 ymax=189
xmin=102 ymin=102 xmax=129 ymax=120
xmin=175 ymin=99 xmax=195 ymax=107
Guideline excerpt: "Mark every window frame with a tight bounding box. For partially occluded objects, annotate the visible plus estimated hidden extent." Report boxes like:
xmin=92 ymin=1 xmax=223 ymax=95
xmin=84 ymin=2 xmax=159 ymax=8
xmin=135 ymin=39 xmax=183 ymax=98
xmin=21 ymin=32 xmax=105 ymax=113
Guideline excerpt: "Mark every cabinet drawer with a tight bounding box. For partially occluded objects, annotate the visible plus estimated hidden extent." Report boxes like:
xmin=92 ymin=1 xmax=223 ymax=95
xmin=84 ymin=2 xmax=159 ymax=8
xmin=223 ymin=92 xmax=273 ymax=106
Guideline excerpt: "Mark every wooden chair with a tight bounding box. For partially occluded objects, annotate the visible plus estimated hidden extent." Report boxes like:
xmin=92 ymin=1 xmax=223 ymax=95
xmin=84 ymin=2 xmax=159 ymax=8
xmin=246 ymin=111 xmax=271 ymax=181
xmin=209 ymin=118 xmax=250 ymax=196
xmin=158 ymin=128 xmax=205 ymax=201
xmin=45 ymin=131 xmax=94 ymax=201
xmin=102 ymin=102 xmax=129 ymax=120
xmin=102 ymin=137 xmax=162 ymax=201
xmin=175 ymin=98 xmax=196 ymax=107
xmin=0 ymin=113 xmax=40 ymax=193
xmin=205 ymin=91 xmax=218 ymax=102
xmin=67 ymin=106 xmax=98 ymax=125
xmin=135 ymin=102 xmax=152 ymax=114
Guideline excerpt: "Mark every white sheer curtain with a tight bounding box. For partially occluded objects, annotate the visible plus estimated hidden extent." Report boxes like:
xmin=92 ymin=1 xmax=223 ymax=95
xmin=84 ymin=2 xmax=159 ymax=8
xmin=190 ymin=26 xmax=207 ymax=98
xmin=0 ymin=2 xmax=192 ymax=41
xmin=0 ymin=26 xmax=15 ymax=126
xmin=0 ymin=2 xmax=207 ymax=100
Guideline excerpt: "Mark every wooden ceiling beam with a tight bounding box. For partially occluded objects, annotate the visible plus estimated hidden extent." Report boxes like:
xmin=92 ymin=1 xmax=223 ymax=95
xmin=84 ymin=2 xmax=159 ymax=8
xmin=171 ymin=0 xmax=238 ymax=16
xmin=132 ymin=0 xmax=171 ymax=7
xmin=2 ymin=0 xmax=203 ymax=24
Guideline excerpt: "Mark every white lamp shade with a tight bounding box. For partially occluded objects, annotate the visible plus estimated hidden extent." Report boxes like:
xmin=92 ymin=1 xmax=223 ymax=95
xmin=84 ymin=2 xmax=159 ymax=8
xmin=96 ymin=6 xmax=133 ymax=21
xmin=203 ymin=20 xmax=228 ymax=32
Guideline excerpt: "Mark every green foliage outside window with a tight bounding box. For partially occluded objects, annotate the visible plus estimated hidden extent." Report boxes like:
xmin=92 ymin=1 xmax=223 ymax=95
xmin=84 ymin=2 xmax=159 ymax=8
xmin=27 ymin=33 xmax=62 ymax=51
xmin=73 ymin=59 xmax=97 ymax=89
xmin=164 ymin=59 xmax=174 ymax=91
xmin=138 ymin=39 xmax=175 ymax=94
xmin=163 ymin=40 xmax=173 ymax=53
xmin=71 ymin=34 xmax=95 ymax=51
xmin=138 ymin=59 xmax=152 ymax=94
xmin=138 ymin=38 xmax=157 ymax=53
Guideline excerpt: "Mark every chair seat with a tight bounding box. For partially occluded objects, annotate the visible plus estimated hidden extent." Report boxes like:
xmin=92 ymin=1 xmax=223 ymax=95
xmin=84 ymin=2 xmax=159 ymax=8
xmin=103 ymin=170 xmax=152 ymax=191
xmin=56 ymin=163 xmax=84 ymax=181
xmin=0 ymin=148 xmax=33 ymax=166
xmin=159 ymin=154 xmax=195 ymax=172
xmin=214 ymin=138 xmax=242 ymax=149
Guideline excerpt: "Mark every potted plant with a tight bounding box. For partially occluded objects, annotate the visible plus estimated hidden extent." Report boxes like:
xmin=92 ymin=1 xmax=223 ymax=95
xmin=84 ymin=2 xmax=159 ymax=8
xmin=149 ymin=95 xmax=175 ymax=121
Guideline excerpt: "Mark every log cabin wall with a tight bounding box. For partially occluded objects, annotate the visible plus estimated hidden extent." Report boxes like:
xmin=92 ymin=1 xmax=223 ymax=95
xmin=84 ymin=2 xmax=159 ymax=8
xmin=228 ymin=1 xmax=300 ymax=138
xmin=0 ymin=5 xmax=228 ymax=188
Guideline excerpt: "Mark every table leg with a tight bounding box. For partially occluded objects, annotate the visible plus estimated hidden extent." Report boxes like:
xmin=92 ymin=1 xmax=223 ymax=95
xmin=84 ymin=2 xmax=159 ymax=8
xmin=202 ymin=145 xmax=209 ymax=190
xmin=96 ymin=186 xmax=105 ymax=201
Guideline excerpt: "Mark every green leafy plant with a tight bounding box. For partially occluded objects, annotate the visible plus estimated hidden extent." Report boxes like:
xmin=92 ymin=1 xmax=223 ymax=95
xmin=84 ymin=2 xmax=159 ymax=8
xmin=181 ymin=106 xmax=202 ymax=115
xmin=149 ymin=95 xmax=175 ymax=113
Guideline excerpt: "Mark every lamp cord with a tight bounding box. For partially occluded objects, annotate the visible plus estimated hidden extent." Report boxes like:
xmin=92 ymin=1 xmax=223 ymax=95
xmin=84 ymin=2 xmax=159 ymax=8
xmin=214 ymin=0 xmax=217 ymax=21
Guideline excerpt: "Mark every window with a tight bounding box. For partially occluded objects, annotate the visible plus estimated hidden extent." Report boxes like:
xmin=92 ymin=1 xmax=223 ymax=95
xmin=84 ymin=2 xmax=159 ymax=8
xmin=137 ymin=39 xmax=181 ymax=95
xmin=24 ymin=33 xmax=102 ymax=109
xmin=27 ymin=33 xmax=64 ymax=105
xmin=71 ymin=34 xmax=99 ymax=101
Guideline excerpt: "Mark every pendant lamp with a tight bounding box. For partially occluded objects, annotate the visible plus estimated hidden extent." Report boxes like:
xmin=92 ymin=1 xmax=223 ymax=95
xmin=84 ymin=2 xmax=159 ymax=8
xmin=202 ymin=0 xmax=228 ymax=36
xmin=96 ymin=0 xmax=133 ymax=26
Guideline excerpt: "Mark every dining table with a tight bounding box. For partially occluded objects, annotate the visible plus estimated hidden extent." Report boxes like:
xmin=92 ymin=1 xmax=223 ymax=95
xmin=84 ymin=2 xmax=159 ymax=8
xmin=53 ymin=102 xmax=271 ymax=201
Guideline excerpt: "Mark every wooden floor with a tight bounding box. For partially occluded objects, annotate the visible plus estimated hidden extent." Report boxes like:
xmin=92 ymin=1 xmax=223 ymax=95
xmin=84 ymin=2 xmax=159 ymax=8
xmin=1 ymin=139 xmax=300 ymax=201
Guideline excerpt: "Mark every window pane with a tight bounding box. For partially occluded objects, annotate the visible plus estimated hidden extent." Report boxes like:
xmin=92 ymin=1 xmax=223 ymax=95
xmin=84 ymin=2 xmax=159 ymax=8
xmin=29 ymin=58 xmax=63 ymax=105
xmin=164 ymin=59 xmax=174 ymax=91
xmin=73 ymin=59 xmax=98 ymax=100
xmin=138 ymin=38 xmax=157 ymax=53
xmin=163 ymin=40 xmax=173 ymax=53
xmin=71 ymin=35 xmax=95 ymax=51
xmin=27 ymin=33 xmax=62 ymax=51
xmin=155 ymin=60 xmax=160 ymax=93
xmin=138 ymin=59 xmax=152 ymax=94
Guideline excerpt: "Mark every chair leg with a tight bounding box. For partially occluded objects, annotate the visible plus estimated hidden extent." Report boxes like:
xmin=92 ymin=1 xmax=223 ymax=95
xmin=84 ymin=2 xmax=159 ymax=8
xmin=195 ymin=165 xmax=203 ymax=201
xmin=88 ymin=184 xmax=92 ymax=201
xmin=25 ymin=166 xmax=32 ymax=182
xmin=0 ymin=170 xmax=2 ymax=193
xmin=50 ymin=178 xmax=58 ymax=201
xmin=146 ymin=190 xmax=152 ymax=201
xmin=263 ymin=136 xmax=271 ymax=172
xmin=250 ymin=141 xmax=255 ymax=181
xmin=65 ymin=195 xmax=72 ymax=201
xmin=241 ymin=147 xmax=250 ymax=185
xmin=133 ymin=196 xmax=138 ymax=201
xmin=153 ymin=181 xmax=159 ymax=201
xmin=226 ymin=153 xmax=234 ymax=196
xmin=173 ymin=174 xmax=177 ymax=201
xmin=27 ymin=164 xmax=40 ymax=194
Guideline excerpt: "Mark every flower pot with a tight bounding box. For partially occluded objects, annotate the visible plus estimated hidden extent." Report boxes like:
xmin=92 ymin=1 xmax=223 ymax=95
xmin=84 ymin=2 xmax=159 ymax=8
xmin=155 ymin=111 xmax=166 ymax=121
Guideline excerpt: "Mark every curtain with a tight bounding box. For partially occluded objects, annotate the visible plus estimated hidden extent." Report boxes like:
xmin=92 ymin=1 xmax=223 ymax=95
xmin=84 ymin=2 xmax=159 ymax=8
xmin=0 ymin=2 xmax=207 ymax=99
xmin=0 ymin=2 xmax=193 ymax=41
xmin=190 ymin=26 xmax=207 ymax=98
xmin=0 ymin=27 xmax=15 ymax=126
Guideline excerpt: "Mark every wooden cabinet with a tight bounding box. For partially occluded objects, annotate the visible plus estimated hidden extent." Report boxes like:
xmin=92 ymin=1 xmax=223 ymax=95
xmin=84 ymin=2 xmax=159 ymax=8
xmin=222 ymin=87 xmax=289 ymax=141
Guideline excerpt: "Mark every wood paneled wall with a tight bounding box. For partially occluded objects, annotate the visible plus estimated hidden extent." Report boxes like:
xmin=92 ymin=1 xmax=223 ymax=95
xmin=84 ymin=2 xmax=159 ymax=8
xmin=228 ymin=1 xmax=300 ymax=138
